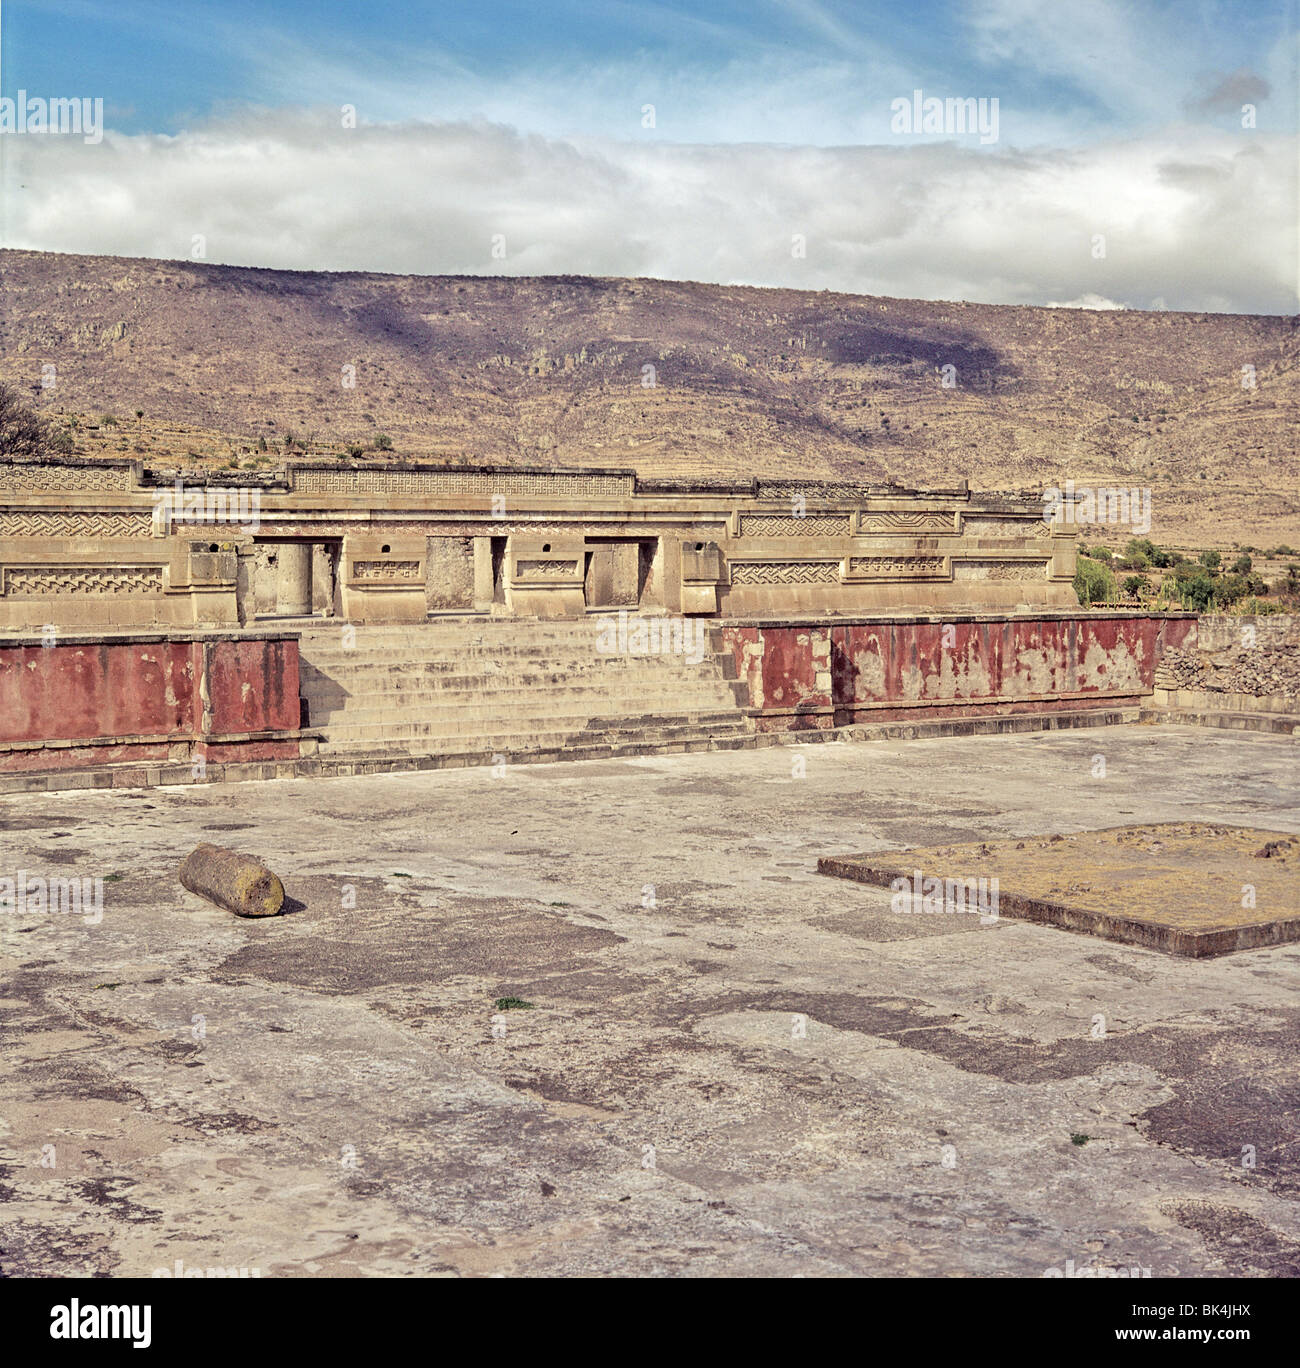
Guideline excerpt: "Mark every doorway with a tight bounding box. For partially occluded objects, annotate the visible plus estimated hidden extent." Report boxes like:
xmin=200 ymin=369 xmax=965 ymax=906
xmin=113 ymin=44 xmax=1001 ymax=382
xmin=583 ymin=537 xmax=659 ymax=610
xmin=250 ymin=539 xmax=341 ymax=618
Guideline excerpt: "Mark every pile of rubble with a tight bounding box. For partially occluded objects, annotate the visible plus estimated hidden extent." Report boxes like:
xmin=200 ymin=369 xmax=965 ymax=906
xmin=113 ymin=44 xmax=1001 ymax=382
xmin=1155 ymin=645 xmax=1300 ymax=700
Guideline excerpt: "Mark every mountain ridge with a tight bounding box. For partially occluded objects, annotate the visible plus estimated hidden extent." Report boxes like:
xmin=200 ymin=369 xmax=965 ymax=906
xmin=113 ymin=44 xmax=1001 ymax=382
xmin=2 ymin=248 xmax=1296 ymax=545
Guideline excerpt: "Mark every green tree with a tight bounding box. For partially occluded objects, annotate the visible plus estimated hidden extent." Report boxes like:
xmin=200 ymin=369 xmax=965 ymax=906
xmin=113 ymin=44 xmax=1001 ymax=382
xmin=1213 ymin=574 xmax=1251 ymax=608
xmin=1075 ymin=558 xmax=1117 ymax=607
xmin=1198 ymin=549 xmax=1222 ymax=572
xmin=0 ymin=382 xmax=56 ymax=457
xmin=1125 ymin=537 xmax=1156 ymax=566
xmin=1178 ymin=570 xmax=1217 ymax=611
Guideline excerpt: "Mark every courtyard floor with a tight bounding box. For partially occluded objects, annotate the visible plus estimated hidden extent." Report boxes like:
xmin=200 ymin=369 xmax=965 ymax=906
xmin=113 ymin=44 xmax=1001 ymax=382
xmin=1 ymin=724 xmax=1298 ymax=1277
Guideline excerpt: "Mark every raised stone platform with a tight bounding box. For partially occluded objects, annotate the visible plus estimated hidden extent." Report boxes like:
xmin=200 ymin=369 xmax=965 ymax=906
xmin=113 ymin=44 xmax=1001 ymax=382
xmin=723 ymin=611 xmax=1195 ymax=731
xmin=0 ymin=703 xmax=1144 ymax=794
xmin=819 ymin=822 xmax=1300 ymax=957
xmin=0 ymin=629 xmax=309 ymax=776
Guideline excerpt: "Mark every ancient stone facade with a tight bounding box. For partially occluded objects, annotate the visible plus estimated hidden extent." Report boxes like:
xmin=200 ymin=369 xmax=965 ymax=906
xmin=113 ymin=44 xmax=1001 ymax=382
xmin=0 ymin=457 xmax=1078 ymax=629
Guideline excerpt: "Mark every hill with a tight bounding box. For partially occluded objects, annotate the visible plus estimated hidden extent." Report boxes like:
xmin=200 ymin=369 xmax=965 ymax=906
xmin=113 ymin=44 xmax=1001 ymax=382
xmin=1 ymin=249 xmax=1296 ymax=547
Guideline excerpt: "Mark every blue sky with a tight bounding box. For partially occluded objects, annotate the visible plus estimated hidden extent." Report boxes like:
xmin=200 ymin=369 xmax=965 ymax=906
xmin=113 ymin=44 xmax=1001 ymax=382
xmin=1 ymin=1 xmax=1296 ymax=311
xmin=5 ymin=0 xmax=1293 ymax=142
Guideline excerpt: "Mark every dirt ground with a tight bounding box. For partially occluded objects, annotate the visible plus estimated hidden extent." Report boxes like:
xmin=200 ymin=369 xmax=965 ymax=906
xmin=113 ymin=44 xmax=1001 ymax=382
xmin=2 ymin=724 xmax=1298 ymax=1277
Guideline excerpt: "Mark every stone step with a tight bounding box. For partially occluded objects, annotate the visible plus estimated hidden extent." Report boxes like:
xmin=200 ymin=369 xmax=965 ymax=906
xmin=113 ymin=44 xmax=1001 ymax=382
xmin=299 ymin=643 xmax=732 ymax=667
xmin=299 ymin=660 xmax=736 ymax=684
xmin=298 ymin=614 xmax=713 ymax=628
xmin=300 ymin=650 xmax=735 ymax=672
xmin=297 ymin=623 xmax=725 ymax=648
xmin=317 ymin=735 xmax=758 ymax=762
xmin=317 ymin=719 xmax=756 ymax=755
xmin=308 ymin=690 xmax=744 ymax=725
xmin=301 ymin=672 xmax=742 ymax=697
xmin=300 ymin=674 xmax=741 ymax=705
xmin=305 ymin=678 xmax=740 ymax=708
xmin=316 ymin=710 xmax=753 ymax=743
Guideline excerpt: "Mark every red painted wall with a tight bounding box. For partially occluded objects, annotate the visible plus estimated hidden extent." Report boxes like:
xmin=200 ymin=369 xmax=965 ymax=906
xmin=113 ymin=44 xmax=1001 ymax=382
xmin=0 ymin=634 xmax=302 ymax=771
xmin=723 ymin=613 xmax=1197 ymax=731
xmin=206 ymin=639 xmax=301 ymax=733
xmin=0 ymin=641 xmax=197 ymax=743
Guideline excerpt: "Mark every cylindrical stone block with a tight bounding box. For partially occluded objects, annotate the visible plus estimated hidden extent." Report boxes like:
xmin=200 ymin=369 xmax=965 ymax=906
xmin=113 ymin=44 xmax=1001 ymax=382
xmin=276 ymin=541 xmax=312 ymax=616
xmin=179 ymin=843 xmax=285 ymax=918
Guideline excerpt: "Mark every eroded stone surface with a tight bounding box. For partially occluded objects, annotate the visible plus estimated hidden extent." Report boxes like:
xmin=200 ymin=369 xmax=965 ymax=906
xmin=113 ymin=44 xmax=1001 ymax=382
xmin=820 ymin=822 xmax=1300 ymax=956
xmin=1 ymin=725 xmax=1298 ymax=1277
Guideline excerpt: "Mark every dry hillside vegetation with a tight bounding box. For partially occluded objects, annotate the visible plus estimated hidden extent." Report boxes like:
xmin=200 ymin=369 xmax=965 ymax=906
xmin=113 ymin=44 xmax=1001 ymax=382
xmin=2 ymin=249 xmax=1296 ymax=546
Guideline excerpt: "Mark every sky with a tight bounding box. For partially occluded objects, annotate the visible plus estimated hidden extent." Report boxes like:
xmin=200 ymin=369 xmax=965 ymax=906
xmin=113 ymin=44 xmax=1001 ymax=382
xmin=0 ymin=0 xmax=1296 ymax=313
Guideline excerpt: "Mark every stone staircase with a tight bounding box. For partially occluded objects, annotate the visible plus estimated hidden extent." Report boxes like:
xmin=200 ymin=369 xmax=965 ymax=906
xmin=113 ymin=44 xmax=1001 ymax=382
xmin=296 ymin=617 xmax=756 ymax=763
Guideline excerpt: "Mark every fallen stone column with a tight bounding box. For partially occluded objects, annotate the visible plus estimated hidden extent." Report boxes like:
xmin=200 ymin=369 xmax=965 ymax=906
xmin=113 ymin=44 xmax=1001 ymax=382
xmin=179 ymin=843 xmax=285 ymax=918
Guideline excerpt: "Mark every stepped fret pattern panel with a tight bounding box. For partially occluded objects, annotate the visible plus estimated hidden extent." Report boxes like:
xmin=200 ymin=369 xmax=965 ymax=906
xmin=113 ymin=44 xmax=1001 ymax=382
xmin=352 ymin=560 xmax=421 ymax=580
xmin=295 ymin=469 xmax=633 ymax=498
xmin=757 ymin=481 xmax=872 ymax=501
xmin=953 ymin=560 xmax=1049 ymax=581
xmin=2 ymin=565 xmax=164 ymax=596
xmin=739 ymin=513 xmax=851 ymax=537
xmin=859 ymin=511 xmax=956 ymax=534
xmin=0 ymin=464 xmax=133 ymax=491
xmin=848 ymin=556 xmax=949 ymax=579
xmin=517 ymin=560 xmax=580 ymax=576
xmin=963 ymin=517 xmax=1052 ymax=539
xmin=0 ymin=511 xmax=154 ymax=538
xmin=730 ymin=560 xmax=840 ymax=585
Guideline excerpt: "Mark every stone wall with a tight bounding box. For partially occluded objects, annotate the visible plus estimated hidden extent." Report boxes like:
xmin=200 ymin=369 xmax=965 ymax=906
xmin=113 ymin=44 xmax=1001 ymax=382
xmin=1 ymin=456 xmax=1079 ymax=627
xmin=425 ymin=536 xmax=475 ymax=611
xmin=723 ymin=612 xmax=1197 ymax=731
xmin=1153 ymin=614 xmax=1300 ymax=712
xmin=0 ymin=632 xmax=306 ymax=772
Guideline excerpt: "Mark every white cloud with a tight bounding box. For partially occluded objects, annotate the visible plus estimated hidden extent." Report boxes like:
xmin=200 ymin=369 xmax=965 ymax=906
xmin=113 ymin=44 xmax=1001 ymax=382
xmin=1046 ymin=294 xmax=1125 ymax=310
xmin=2 ymin=110 xmax=1295 ymax=313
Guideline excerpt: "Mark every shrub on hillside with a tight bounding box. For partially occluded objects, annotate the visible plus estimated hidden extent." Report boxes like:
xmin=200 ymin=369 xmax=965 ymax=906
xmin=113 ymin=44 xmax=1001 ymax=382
xmin=0 ymin=382 xmax=58 ymax=457
xmin=1074 ymin=557 xmax=1117 ymax=607
xmin=1174 ymin=569 xmax=1217 ymax=611
xmin=1123 ymin=538 xmax=1152 ymax=568
xmin=1232 ymin=597 xmax=1287 ymax=615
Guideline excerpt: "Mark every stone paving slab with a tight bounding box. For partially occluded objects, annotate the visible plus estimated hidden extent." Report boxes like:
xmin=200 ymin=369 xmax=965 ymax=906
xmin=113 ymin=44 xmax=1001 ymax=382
xmin=819 ymin=822 xmax=1300 ymax=957
xmin=3 ymin=726 xmax=1299 ymax=1277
